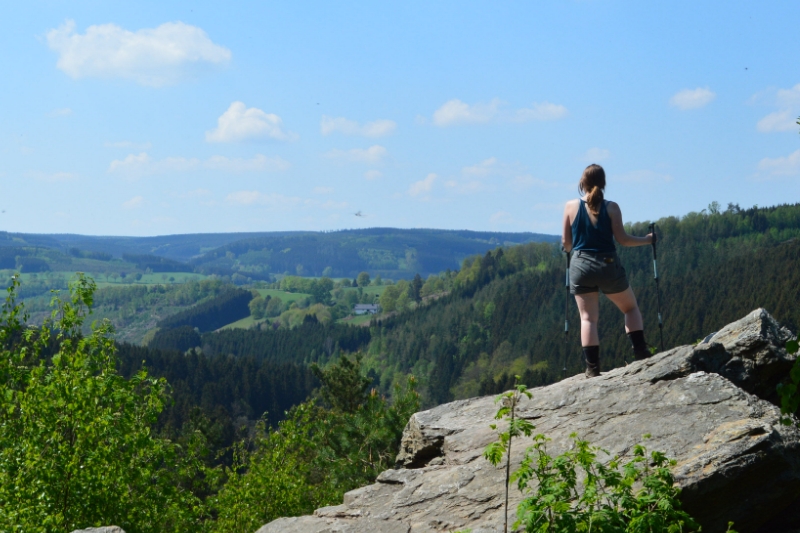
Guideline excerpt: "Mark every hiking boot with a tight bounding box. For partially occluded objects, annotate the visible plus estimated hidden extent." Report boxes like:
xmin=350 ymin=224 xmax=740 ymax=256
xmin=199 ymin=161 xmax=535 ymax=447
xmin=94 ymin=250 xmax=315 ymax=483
xmin=628 ymin=330 xmax=652 ymax=360
xmin=583 ymin=346 xmax=601 ymax=378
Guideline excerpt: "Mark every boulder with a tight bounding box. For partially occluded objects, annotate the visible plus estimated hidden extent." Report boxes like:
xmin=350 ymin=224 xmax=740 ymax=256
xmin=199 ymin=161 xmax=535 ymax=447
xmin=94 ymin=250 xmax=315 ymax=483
xmin=258 ymin=309 xmax=800 ymax=533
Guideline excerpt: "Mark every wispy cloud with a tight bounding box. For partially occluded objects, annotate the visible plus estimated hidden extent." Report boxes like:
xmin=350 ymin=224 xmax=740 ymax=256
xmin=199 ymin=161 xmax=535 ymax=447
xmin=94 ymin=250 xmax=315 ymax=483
xmin=46 ymin=20 xmax=230 ymax=86
xmin=581 ymin=147 xmax=611 ymax=163
xmin=325 ymin=145 xmax=387 ymax=164
xmin=512 ymin=102 xmax=568 ymax=122
xmin=433 ymin=99 xmax=501 ymax=126
xmin=313 ymin=186 xmax=334 ymax=195
xmin=669 ymin=87 xmax=716 ymax=110
xmin=27 ymin=171 xmax=78 ymax=183
xmin=225 ymin=191 xmax=347 ymax=210
xmin=432 ymin=98 xmax=568 ymax=126
xmin=462 ymin=157 xmax=497 ymax=177
xmin=123 ymin=196 xmax=144 ymax=209
xmin=206 ymin=102 xmax=297 ymax=143
xmin=48 ymin=108 xmax=73 ymax=117
xmin=226 ymin=191 xmax=302 ymax=207
xmin=755 ymin=149 xmax=800 ymax=179
xmin=364 ymin=170 xmax=382 ymax=180
xmin=755 ymin=84 xmax=800 ymax=133
xmin=108 ymin=152 xmax=290 ymax=176
xmin=409 ymin=173 xmax=437 ymax=197
xmin=320 ymin=116 xmax=396 ymax=137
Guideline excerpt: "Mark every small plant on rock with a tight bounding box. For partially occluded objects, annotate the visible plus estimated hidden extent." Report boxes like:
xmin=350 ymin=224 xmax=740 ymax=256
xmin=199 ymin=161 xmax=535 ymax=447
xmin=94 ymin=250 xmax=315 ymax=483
xmin=512 ymin=433 xmax=703 ymax=532
xmin=483 ymin=376 xmax=535 ymax=533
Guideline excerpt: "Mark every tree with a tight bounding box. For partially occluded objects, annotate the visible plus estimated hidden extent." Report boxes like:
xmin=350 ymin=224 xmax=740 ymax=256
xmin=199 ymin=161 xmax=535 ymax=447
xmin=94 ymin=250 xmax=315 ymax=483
xmin=322 ymin=266 xmax=333 ymax=277
xmin=0 ymin=274 xmax=208 ymax=532
xmin=249 ymin=295 xmax=267 ymax=319
xmin=357 ymin=272 xmax=370 ymax=288
xmin=411 ymin=273 xmax=423 ymax=302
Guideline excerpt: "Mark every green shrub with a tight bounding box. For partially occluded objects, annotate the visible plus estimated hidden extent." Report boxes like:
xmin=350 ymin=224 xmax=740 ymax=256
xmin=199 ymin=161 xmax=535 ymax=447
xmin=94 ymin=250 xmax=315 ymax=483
xmin=0 ymin=274 xmax=209 ymax=532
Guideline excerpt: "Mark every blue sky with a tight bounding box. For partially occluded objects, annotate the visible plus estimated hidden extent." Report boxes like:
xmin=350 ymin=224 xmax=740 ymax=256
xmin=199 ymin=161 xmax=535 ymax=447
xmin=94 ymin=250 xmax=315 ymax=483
xmin=2 ymin=1 xmax=799 ymax=236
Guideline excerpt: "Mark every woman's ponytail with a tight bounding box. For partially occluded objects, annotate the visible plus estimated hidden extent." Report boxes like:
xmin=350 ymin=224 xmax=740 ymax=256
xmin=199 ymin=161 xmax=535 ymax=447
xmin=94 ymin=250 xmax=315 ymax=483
xmin=580 ymin=165 xmax=606 ymax=216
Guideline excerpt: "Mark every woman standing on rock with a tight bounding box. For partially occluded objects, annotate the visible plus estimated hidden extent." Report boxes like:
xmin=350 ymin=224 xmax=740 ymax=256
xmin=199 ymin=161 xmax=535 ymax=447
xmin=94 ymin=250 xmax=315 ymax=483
xmin=561 ymin=164 xmax=654 ymax=377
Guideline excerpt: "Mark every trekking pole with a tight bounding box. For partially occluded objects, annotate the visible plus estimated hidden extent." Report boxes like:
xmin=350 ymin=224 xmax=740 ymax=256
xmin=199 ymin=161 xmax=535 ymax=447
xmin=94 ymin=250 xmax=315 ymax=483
xmin=563 ymin=248 xmax=571 ymax=379
xmin=649 ymin=223 xmax=665 ymax=352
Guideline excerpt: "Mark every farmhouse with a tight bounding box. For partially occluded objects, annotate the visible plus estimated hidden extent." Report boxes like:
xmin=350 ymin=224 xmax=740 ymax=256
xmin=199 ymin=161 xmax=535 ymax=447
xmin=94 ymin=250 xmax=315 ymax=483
xmin=353 ymin=304 xmax=381 ymax=315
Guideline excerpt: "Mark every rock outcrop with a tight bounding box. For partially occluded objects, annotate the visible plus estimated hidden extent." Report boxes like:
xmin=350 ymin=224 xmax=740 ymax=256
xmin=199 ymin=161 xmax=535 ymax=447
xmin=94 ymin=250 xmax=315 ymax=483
xmin=258 ymin=309 xmax=800 ymax=533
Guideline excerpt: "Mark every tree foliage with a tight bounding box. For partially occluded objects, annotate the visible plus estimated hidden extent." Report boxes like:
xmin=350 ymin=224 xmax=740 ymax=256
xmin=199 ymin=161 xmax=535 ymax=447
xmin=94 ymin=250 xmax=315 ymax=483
xmin=0 ymin=275 xmax=208 ymax=532
xmin=211 ymin=353 xmax=419 ymax=533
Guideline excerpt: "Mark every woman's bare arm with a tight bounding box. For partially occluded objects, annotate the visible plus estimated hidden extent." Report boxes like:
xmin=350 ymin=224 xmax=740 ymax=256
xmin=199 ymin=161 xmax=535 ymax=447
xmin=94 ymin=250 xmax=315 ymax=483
xmin=607 ymin=201 xmax=653 ymax=247
xmin=562 ymin=200 xmax=577 ymax=252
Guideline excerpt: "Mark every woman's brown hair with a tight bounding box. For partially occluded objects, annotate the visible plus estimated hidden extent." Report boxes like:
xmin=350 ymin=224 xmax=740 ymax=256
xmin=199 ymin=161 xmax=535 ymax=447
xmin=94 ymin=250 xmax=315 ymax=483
xmin=579 ymin=164 xmax=606 ymax=216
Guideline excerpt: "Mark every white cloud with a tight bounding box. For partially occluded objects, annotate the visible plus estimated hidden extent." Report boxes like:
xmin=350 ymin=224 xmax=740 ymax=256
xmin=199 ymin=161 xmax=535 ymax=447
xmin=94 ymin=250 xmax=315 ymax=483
xmin=325 ymin=145 xmax=387 ymax=164
xmin=433 ymin=98 xmax=501 ymax=126
xmin=178 ymin=189 xmax=212 ymax=199
xmin=225 ymin=191 xmax=346 ymax=211
xmin=313 ymin=186 xmax=334 ymax=195
xmin=462 ymin=157 xmax=497 ymax=177
xmin=123 ymin=196 xmax=144 ymax=209
xmin=581 ymin=147 xmax=611 ymax=162
xmin=616 ymin=170 xmax=674 ymax=183
xmin=756 ymin=84 xmax=800 ymax=133
xmin=409 ymin=173 xmax=437 ymax=197
xmin=206 ymin=102 xmax=296 ymax=143
xmin=757 ymin=109 xmax=797 ymax=132
xmin=364 ymin=170 xmax=382 ymax=180
xmin=46 ymin=20 xmax=230 ymax=86
xmin=105 ymin=140 xmax=152 ymax=150
xmin=28 ymin=171 xmax=78 ymax=182
xmin=444 ymin=179 xmax=483 ymax=194
xmin=108 ymin=152 xmax=289 ymax=176
xmin=776 ymin=83 xmax=800 ymax=107
xmin=669 ymin=87 xmax=716 ymax=110
xmin=205 ymin=154 xmax=290 ymax=172
xmin=512 ymin=102 xmax=568 ymax=122
xmin=489 ymin=210 xmax=513 ymax=224
xmin=756 ymin=149 xmax=800 ymax=178
xmin=225 ymin=191 xmax=301 ymax=207
xmin=432 ymin=98 xmax=568 ymax=126
xmin=49 ymin=108 xmax=73 ymax=117
xmin=320 ymin=116 xmax=396 ymax=137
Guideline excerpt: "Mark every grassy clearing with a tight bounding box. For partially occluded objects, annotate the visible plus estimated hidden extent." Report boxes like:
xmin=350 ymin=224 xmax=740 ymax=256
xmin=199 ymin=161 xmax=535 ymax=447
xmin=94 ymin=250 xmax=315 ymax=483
xmin=219 ymin=315 xmax=269 ymax=331
xmin=255 ymin=289 xmax=311 ymax=302
xmin=337 ymin=313 xmax=373 ymax=326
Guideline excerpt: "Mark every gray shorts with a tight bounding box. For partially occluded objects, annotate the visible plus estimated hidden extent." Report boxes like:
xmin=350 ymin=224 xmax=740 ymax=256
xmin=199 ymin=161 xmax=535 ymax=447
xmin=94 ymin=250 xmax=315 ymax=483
xmin=569 ymin=251 xmax=629 ymax=295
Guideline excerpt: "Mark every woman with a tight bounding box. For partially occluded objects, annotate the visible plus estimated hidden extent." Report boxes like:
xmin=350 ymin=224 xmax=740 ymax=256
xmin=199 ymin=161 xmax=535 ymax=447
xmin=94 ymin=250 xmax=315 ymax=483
xmin=561 ymin=164 xmax=654 ymax=377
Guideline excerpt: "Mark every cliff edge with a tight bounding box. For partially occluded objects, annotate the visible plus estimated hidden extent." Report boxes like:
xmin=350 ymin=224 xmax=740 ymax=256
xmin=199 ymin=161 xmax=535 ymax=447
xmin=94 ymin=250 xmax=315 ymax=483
xmin=259 ymin=309 xmax=800 ymax=533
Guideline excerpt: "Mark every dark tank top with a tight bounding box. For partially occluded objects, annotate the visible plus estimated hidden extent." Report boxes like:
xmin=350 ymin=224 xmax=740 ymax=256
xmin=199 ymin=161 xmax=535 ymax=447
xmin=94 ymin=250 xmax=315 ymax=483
xmin=571 ymin=200 xmax=616 ymax=253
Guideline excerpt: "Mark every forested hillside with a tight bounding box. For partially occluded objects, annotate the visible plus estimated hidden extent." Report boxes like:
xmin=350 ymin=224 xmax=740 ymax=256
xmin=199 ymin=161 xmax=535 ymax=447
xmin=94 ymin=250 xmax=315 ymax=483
xmin=142 ymin=203 xmax=800 ymax=409
xmin=3 ymin=202 xmax=800 ymax=532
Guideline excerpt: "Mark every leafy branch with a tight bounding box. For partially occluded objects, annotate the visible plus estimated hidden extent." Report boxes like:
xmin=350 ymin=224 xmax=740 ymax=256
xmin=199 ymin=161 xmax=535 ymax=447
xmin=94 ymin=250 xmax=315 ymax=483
xmin=483 ymin=376 xmax=535 ymax=533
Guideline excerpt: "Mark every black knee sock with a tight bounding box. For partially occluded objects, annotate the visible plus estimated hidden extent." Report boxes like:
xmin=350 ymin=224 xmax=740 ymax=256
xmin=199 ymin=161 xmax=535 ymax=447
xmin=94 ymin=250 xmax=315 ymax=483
xmin=583 ymin=345 xmax=600 ymax=367
xmin=627 ymin=330 xmax=651 ymax=359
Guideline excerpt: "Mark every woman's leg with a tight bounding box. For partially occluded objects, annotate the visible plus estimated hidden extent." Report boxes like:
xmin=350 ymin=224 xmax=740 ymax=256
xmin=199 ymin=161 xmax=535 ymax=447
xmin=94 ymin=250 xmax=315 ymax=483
xmin=605 ymin=287 xmax=643 ymax=333
xmin=574 ymin=292 xmax=600 ymax=346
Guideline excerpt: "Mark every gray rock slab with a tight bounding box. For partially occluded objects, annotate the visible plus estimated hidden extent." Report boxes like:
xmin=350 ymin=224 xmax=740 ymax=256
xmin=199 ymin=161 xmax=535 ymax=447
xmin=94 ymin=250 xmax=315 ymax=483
xmin=259 ymin=309 xmax=800 ymax=533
